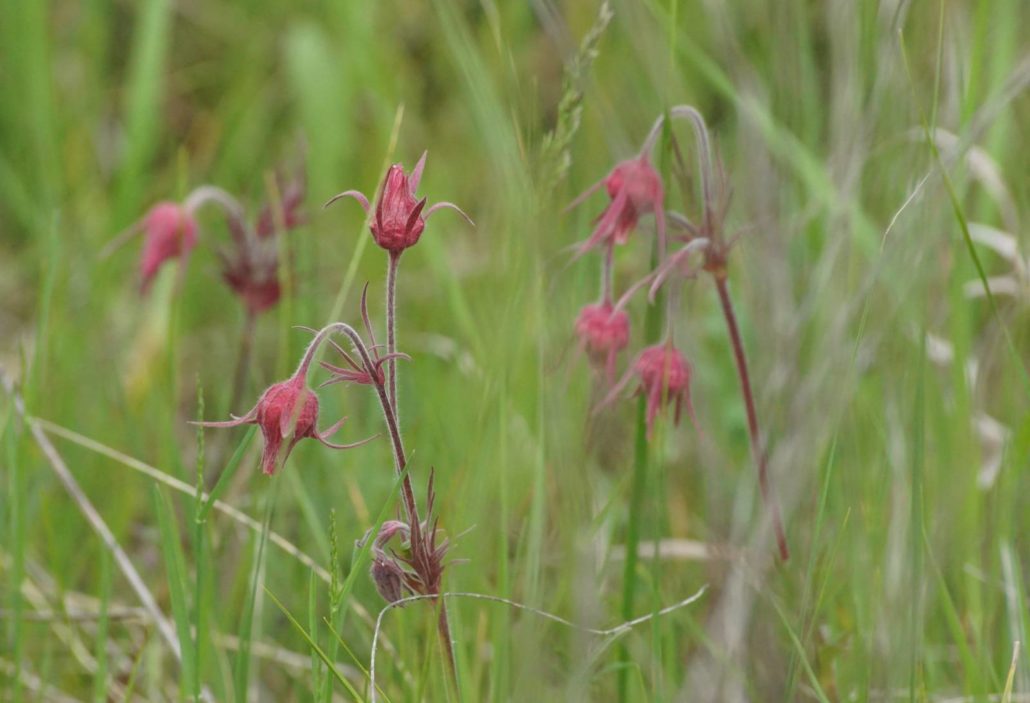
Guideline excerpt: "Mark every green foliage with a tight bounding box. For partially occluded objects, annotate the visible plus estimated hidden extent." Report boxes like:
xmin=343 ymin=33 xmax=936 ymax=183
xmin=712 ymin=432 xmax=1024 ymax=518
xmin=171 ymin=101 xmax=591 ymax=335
xmin=1 ymin=0 xmax=1028 ymax=700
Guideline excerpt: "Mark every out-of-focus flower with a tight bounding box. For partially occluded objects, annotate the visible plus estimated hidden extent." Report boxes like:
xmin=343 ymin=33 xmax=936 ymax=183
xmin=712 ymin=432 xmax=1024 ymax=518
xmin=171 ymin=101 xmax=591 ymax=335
xmin=137 ymin=202 xmax=199 ymax=292
xmin=601 ymin=341 xmax=697 ymax=438
xmin=566 ymin=154 xmax=665 ymax=258
xmin=575 ymin=302 xmax=630 ymax=382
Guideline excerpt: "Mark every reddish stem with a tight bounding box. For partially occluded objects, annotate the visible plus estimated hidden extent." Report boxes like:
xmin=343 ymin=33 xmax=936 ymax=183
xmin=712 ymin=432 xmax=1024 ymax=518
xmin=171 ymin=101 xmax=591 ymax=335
xmin=714 ymin=276 xmax=789 ymax=561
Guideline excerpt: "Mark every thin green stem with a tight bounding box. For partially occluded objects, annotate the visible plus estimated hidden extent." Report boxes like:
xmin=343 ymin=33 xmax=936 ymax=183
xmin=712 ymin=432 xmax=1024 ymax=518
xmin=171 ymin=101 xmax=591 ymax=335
xmin=228 ymin=309 xmax=257 ymax=416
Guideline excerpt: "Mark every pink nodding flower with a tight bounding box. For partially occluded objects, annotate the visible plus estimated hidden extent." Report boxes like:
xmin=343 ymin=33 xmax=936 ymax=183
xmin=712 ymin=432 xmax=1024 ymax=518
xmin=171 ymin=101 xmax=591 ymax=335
xmin=194 ymin=356 xmax=373 ymax=475
xmin=138 ymin=202 xmax=198 ymax=292
xmin=602 ymin=341 xmax=697 ymax=438
xmin=324 ymin=151 xmax=473 ymax=254
xmin=567 ymin=155 xmax=666 ymax=258
xmin=575 ymin=303 xmax=630 ymax=383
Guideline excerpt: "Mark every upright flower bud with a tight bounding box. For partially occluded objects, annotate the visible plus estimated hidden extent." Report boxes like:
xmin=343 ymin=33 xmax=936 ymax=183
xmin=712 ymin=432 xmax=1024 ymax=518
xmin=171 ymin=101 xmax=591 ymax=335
xmin=138 ymin=202 xmax=198 ymax=292
xmin=325 ymin=151 xmax=472 ymax=254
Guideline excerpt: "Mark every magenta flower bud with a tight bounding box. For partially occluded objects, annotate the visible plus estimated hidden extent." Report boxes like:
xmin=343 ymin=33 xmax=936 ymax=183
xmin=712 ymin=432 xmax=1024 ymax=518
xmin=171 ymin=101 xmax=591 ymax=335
xmin=138 ymin=202 xmax=198 ymax=292
xmin=371 ymin=556 xmax=408 ymax=604
xmin=634 ymin=343 xmax=695 ymax=437
xmin=194 ymin=373 xmax=370 ymax=475
xmin=373 ymin=163 xmax=427 ymax=252
xmin=575 ymin=303 xmax=630 ymax=382
xmin=567 ymin=154 xmax=666 ymax=258
xmin=325 ymin=151 xmax=473 ymax=255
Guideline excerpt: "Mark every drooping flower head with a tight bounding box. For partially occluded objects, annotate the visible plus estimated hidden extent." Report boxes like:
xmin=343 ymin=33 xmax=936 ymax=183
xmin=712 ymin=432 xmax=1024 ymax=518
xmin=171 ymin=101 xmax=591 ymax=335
xmin=325 ymin=151 xmax=473 ymax=255
xmin=567 ymin=154 xmax=666 ymax=258
xmin=137 ymin=202 xmax=198 ymax=292
xmin=634 ymin=343 xmax=695 ymax=437
xmin=601 ymin=340 xmax=697 ymax=438
xmin=575 ymin=303 xmax=630 ymax=382
xmin=193 ymin=323 xmax=375 ymax=475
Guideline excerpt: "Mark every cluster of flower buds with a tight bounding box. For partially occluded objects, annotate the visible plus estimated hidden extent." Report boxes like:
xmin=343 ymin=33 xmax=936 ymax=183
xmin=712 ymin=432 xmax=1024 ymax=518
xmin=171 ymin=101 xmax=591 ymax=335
xmin=569 ymin=106 xmax=789 ymax=558
xmin=358 ymin=468 xmax=450 ymax=606
xmin=568 ymin=111 xmax=699 ymax=437
xmin=193 ymin=152 xmax=469 ymax=624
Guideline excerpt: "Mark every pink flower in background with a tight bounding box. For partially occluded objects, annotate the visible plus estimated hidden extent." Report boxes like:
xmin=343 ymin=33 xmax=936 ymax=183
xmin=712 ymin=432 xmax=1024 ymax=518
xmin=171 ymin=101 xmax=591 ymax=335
xmin=567 ymin=155 xmax=666 ymax=257
xmin=602 ymin=341 xmax=696 ymax=438
xmin=137 ymin=202 xmax=198 ymax=292
xmin=220 ymin=173 xmax=307 ymax=315
xmin=575 ymin=303 xmax=630 ymax=382
xmin=325 ymin=151 xmax=472 ymax=254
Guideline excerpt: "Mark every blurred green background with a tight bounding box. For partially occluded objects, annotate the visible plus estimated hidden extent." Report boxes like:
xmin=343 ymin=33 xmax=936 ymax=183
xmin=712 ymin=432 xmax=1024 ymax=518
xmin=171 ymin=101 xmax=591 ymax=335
xmin=1 ymin=0 xmax=1029 ymax=700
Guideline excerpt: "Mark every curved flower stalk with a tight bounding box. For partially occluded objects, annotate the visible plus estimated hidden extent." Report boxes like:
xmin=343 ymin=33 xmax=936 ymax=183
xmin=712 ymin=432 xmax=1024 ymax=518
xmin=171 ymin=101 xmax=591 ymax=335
xmin=648 ymin=105 xmax=789 ymax=560
xmin=192 ymin=323 xmax=376 ymax=475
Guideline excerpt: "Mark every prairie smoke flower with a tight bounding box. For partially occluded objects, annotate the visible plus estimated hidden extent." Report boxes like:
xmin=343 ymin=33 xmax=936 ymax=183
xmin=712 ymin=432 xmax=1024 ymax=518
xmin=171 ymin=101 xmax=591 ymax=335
xmin=194 ymin=324 xmax=375 ymax=474
xmin=137 ymin=202 xmax=198 ymax=292
xmin=567 ymin=154 xmax=666 ymax=258
xmin=325 ymin=151 xmax=473 ymax=254
xmin=195 ymin=374 xmax=363 ymax=475
xmin=575 ymin=303 xmax=630 ymax=382
xmin=602 ymin=341 xmax=696 ymax=438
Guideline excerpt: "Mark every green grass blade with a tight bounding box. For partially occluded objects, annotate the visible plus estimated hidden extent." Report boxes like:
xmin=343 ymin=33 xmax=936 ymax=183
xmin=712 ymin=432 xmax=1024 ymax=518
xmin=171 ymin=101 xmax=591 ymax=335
xmin=266 ymin=588 xmax=364 ymax=702
xmin=152 ymin=485 xmax=197 ymax=698
xmin=198 ymin=426 xmax=256 ymax=523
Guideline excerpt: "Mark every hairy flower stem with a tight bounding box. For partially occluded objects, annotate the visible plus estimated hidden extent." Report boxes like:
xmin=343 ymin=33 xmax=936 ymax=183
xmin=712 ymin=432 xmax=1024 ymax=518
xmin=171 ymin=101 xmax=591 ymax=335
xmin=386 ymin=251 xmax=401 ymax=413
xmin=437 ymin=601 xmax=459 ymax=695
xmin=228 ymin=309 xmax=257 ymax=415
xmin=714 ymin=276 xmax=789 ymax=561
xmin=311 ymin=322 xmax=459 ymax=687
